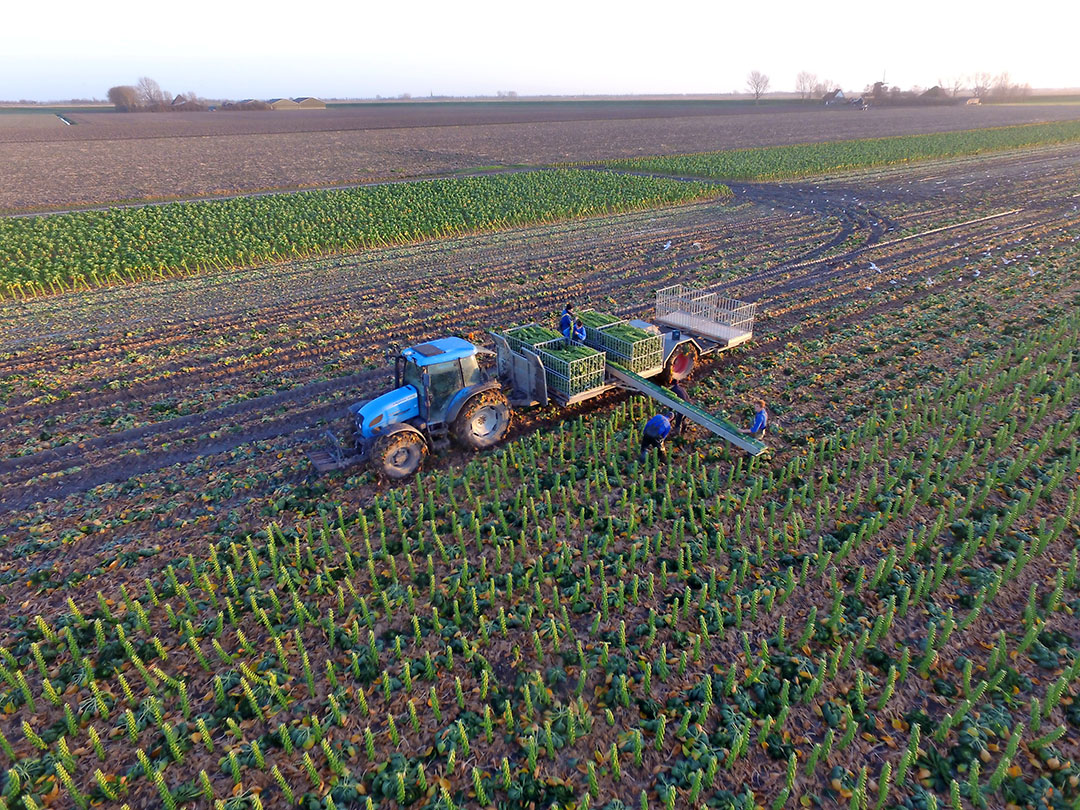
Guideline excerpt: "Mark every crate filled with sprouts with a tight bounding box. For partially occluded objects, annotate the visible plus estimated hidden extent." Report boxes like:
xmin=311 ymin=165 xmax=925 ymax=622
xmin=578 ymin=310 xmax=664 ymax=374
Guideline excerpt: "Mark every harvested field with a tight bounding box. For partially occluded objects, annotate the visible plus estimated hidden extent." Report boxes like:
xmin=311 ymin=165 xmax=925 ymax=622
xmin=0 ymin=113 xmax=66 ymax=129
xmin=1 ymin=145 xmax=1079 ymax=810
xmin=3 ymin=102 xmax=1080 ymax=212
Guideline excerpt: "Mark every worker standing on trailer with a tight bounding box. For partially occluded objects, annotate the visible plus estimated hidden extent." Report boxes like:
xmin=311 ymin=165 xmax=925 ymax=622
xmin=559 ymin=304 xmax=575 ymax=334
xmin=564 ymin=318 xmax=586 ymax=343
xmin=669 ymin=380 xmax=690 ymax=434
xmin=639 ymin=410 xmax=674 ymax=463
xmin=739 ymin=399 xmax=769 ymax=438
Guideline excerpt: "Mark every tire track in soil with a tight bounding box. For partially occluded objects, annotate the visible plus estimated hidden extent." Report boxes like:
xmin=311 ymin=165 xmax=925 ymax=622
xmin=0 ymin=210 xmax=831 ymax=435
xmin=6 ymin=150 xmax=1079 ymax=510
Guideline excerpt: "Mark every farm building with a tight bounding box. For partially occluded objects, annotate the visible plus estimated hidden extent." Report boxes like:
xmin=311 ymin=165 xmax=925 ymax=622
xmin=966 ymin=97 xmax=982 ymax=105
xmin=823 ymin=89 xmax=845 ymax=105
xmin=293 ymin=97 xmax=327 ymax=109
xmin=268 ymin=98 xmax=301 ymax=110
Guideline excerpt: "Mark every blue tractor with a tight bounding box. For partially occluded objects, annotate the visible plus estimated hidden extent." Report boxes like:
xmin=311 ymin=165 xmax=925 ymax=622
xmin=311 ymin=337 xmax=513 ymax=479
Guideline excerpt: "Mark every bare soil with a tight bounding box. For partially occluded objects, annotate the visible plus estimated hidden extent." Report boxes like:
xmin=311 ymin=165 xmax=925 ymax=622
xmin=4 ymin=103 xmax=1080 ymax=212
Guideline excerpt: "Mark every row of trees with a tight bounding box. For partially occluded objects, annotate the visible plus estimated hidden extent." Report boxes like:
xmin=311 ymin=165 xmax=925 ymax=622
xmin=742 ymin=70 xmax=1031 ymax=103
xmin=747 ymin=71 xmax=842 ymax=101
xmin=107 ymin=78 xmax=205 ymax=112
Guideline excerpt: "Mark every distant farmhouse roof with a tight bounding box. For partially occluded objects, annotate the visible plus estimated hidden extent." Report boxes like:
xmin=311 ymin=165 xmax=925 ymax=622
xmin=823 ymin=89 xmax=845 ymax=104
xmin=293 ymin=97 xmax=327 ymax=109
xmin=267 ymin=98 xmax=300 ymax=110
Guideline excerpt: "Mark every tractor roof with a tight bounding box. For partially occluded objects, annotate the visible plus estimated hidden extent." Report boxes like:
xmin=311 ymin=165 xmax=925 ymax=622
xmin=402 ymin=337 xmax=477 ymax=367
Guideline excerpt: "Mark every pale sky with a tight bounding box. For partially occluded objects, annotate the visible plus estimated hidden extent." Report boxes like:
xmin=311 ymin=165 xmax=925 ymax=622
xmin=1 ymin=0 xmax=1076 ymax=101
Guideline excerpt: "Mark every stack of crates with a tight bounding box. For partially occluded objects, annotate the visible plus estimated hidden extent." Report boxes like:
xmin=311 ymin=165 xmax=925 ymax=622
xmin=578 ymin=311 xmax=664 ymax=375
xmin=502 ymin=324 xmax=606 ymax=398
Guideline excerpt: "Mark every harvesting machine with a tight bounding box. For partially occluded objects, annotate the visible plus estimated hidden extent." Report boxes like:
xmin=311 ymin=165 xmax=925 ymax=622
xmin=308 ymin=284 xmax=765 ymax=478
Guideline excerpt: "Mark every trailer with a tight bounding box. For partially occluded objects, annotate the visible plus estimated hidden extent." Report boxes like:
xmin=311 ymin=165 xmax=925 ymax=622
xmin=311 ymin=283 xmax=764 ymax=477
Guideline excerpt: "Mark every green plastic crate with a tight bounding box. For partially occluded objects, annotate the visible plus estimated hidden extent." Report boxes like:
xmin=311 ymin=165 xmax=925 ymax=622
xmin=503 ymin=323 xmax=562 ymax=355
xmin=533 ymin=338 xmax=606 ymax=397
xmin=579 ymin=310 xmax=663 ymax=374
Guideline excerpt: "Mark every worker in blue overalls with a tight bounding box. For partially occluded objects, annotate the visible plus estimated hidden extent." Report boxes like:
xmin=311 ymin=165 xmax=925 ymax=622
xmin=559 ymin=304 xmax=575 ymax=334
xmin=739 ymin=399 xmax=768 ymax=438
xmin=563 ymin=318 xmax=586 ymax=343
xmin=639 ymin=410 xmax=674 ymax=463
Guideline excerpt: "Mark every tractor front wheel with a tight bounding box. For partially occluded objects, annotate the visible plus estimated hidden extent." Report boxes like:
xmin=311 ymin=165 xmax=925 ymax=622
xmin=453 ymin=390 xmax=512 ymax=451
xmin=371 ymin=431 xmax=428 ymax=479
xmin=661 ymin=342 xmax=699 ymax=383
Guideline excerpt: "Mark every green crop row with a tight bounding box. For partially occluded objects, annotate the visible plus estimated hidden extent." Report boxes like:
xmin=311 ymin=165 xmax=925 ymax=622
xmin=0 ymin=171 xmax=727 ymax=299
xmin=602 ymin=119 xmax=1080 ymax=180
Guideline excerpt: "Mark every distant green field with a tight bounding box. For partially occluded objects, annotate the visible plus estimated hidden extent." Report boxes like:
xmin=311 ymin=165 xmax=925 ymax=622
xmin=601 ymin=119 xmax=1080 ymax=181
xmin=0 ymin=170 xmax=726 ymax=297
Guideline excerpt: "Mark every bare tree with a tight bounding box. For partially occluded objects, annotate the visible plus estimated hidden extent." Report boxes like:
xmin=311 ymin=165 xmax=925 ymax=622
xmin=795 ymin=71 xmax=817 ymax=100
xmin=746 ymin=71 xmax=770 ymax=101
xmin=972 ymin=71 xmax=992 ymax=99
xmin=992 ymin=72 xmax=1014 ymax=99
xmin=946 ymin=76 xmax=967 ymax=97
xmin=814 ymin=78 xmax=837 ymax=98
xmin=136 ymin=76 xmax=168 ymax=110
xmin=107 ymin=85 xmax=139 ymax=111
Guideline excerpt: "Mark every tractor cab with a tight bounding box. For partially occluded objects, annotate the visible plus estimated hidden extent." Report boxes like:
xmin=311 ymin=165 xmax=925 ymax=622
xmin=349 ymin=337 xmax=512 ymax=479
xmin=398 ymin=338 xmax=484 ymax=425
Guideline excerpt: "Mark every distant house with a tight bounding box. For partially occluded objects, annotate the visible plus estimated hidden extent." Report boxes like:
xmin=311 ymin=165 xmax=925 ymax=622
xmin=823 ymin=89 xmax=845 ymax=105
xmin=169 ymin=94 xmax=206 ymax=112
xmin=268 ymin=98 xmax=301 ymax=110
xmin=966 ymin=97 xmax=982 ymax=106
xmin=293 ymin=97 xmax=327 ymax=109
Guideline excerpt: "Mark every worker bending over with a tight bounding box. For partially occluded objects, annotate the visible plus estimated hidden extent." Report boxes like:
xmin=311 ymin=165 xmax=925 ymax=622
xmin=563 ymin=318 xmax=586 ymax=343
xmin=640 ymin=410 xmax=674 ymax=463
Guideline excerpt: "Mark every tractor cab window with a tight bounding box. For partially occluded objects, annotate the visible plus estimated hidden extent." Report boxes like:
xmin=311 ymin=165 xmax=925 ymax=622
xmin=426 ymin=362 xmax=463 ymax=407
xmin=459 ymin=355 xmax=482 ymax=388
xmin=403 ymin=359 xmax=423 ymax=392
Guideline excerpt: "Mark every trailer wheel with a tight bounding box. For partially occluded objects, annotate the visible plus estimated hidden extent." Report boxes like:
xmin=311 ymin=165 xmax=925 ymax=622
xmin=661 ymin=343 xmax=699 ymax=383
xmin=372 ymin=431 xmax=428 ymax=479
xmin=453 ymin=390 xmax=512 ymax=451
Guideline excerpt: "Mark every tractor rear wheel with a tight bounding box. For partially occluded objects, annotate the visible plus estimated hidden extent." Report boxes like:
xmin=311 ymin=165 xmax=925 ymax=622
xmin=660 ymin=342 xmax=699 ymax=383
xmin=453 ymin=390 xmax=512 ymax=451
xmin=371 ymin=431 xmax=428 ymax=479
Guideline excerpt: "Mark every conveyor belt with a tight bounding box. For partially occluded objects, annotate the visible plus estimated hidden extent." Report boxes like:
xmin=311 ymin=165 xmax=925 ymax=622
xmin=607 ymin=363 xmax=767 ymax=455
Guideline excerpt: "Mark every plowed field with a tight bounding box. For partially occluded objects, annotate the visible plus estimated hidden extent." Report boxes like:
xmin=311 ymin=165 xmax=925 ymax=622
xmin=4 ymin=102 xmax=1080 ymax=212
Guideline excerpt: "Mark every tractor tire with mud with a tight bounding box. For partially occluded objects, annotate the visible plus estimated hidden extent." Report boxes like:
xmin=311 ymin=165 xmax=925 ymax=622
xmin=371 ymin=430 xmax=428 ymax=479
xmin=453 ymin=389 xmax=512 ymax=451
xmin=659 ymin=342 xmax=699 ymax=383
